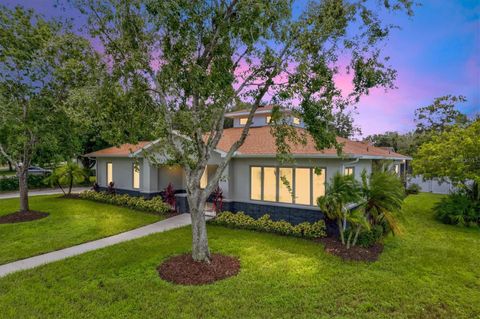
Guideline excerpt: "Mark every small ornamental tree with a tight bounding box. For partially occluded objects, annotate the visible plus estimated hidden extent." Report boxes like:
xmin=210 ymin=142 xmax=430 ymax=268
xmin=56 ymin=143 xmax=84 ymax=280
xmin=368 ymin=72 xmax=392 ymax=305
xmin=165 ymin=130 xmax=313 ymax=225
xmin=412 ymin=120 xmax=480 ymax=200
xmin=0 ymin=6 xmax=100 ymax=212
xmin=74 ymin=0 xmax=414 ymax=262
xmin=45 ymin=162 xmax=87 ymax=196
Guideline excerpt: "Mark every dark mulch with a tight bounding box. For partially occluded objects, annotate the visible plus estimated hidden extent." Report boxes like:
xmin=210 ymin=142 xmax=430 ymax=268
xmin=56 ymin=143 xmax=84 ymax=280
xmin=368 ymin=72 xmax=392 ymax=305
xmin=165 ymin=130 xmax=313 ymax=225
xmin=0 ymin=210 xmax=49 ymax=224
xmin=61 ymin=193 xmax=81 ymax=199
xmin=316 ymin=237 xmax=384 ymax=262
xmin=158 ymin=253 xmax=240 ymax=285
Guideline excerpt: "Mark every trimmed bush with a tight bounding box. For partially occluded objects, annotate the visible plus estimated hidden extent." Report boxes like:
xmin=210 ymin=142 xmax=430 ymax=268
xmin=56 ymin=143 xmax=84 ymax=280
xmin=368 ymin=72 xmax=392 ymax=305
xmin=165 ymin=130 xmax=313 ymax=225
xmin=344 ymin=224 xmax=384 ymax=247
xmin=210 ymin=211 xmax=327 ymax=239
xmin=434 ymin=193 xmax=479 ymax=227
xmin=79 ymin=190 xmax=171 ymax=215
xmin=0 ymin=175 xmax=49 ymax=192
xmin=406 ymin=183 xmax=421 ymax=195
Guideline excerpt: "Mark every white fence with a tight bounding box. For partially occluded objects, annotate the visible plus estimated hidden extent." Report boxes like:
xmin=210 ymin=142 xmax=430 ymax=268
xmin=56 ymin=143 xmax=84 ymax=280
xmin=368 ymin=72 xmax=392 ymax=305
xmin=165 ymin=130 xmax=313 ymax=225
xmin=407 ymin=175 xmax=457 ymax=194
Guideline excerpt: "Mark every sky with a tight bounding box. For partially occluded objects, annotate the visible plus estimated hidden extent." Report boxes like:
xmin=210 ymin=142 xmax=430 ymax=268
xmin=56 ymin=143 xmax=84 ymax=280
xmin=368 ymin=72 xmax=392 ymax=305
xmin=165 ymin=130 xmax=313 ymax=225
xmin=3 ymin=0 xmax=479 ymax=137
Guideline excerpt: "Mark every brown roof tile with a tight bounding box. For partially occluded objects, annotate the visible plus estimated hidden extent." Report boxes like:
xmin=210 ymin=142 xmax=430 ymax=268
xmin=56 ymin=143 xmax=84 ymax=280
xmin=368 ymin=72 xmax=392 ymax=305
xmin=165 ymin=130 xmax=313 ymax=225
xmin=84 ymin=141 xmax=151 ymax=157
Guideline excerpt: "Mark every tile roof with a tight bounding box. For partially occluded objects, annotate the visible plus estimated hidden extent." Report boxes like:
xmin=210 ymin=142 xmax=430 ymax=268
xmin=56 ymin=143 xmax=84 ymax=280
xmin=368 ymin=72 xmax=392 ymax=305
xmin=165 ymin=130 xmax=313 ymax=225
xmin=84 ymin=127 xmax=409 ymax=160
xmin=84 ymin=142 xmax=151 ymax=157
xmin=224 ymin=105 xmax=290 ymax=117
xmin=216 ymin=126 xmax=410 ymax=159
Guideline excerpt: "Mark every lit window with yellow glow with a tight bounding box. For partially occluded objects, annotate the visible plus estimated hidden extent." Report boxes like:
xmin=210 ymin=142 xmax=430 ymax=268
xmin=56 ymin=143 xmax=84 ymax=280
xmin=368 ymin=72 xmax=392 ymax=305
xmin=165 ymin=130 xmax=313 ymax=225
xmin=132 ymin=165 xmax=140 ymax=189
xmin=313 ymin=168 xmax=326 ymax=202
xmin=293 ymin=117 xmax=300 ymax=125
xmin=266 ymin=116 xmax=271 ymax=124
xmin=107 ymin=162 xmax=113 ymax=184
xmin=239 ymin=117 xmax=248 ymax=125
xmin=394 ymin=164 xmax=400 ymax=174
xmin=250 ymin=167 xmax=262 ymax=200
xmin=200 ymin=167 xmax=208 ymax=189
xmin=344 ymin=167 xmax=354 ymax=176
xmin=279 ymin=167 xmax=293 ymax=203
xmin=263 ymin=167 xmax=277 ymax=201
xmin=295 ymin=168 xmax=311 ymax=205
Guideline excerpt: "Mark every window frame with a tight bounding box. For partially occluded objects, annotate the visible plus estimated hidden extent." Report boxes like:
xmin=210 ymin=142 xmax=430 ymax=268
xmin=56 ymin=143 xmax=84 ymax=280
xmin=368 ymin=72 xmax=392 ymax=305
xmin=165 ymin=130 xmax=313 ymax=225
xmin=292 ymin=117 xmax=301 ymax=125
xmin=249 ymin=165 xmax=327 ymax=206
xmin=344 ymin=166 xmax=355 ymax=176
xmin=132 ymin=163 xmax=140 ymax=189
xmin=106 ymin=162 xmax=113 ymax=185
xmin=266 ymin=116 xmax=271 ymax=124
xmin=239 ymin=117 xmax=248 ymax=125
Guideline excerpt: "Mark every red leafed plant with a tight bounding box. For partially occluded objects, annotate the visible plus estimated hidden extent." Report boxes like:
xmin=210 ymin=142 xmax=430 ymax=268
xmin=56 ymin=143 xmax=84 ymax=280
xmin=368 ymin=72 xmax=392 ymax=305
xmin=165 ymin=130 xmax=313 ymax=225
xmin=164 ymin=183 xmax=176 ymax=210
xmin=212 ymin=187 xmax=223 ymax=213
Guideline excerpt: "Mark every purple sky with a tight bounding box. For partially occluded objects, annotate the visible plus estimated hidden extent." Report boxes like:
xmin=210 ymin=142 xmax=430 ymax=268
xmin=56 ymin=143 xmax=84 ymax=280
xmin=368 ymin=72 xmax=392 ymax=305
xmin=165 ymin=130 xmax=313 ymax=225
xmin=4 ymin=0 xmax=480 ymax=136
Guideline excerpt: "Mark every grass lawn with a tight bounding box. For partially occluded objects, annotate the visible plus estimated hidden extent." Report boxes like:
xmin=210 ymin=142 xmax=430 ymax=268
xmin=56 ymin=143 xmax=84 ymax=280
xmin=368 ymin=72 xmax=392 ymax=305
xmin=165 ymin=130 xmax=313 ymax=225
xmin=0 ymin=195 xmax=162 ymax=264
xmin=0 ymin=193 xmax=479 ymax=318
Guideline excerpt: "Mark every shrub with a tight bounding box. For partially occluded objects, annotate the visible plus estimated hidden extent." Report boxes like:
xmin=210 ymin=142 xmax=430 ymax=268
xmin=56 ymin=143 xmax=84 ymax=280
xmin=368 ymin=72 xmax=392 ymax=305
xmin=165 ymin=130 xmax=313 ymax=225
xmin=434 ymin=193 xmax=479 ymax=227
xmin=210 ymin=211 xmax=327 ymax=239
xmin=0 ymin=174 xmax=49 ymax=192
xmin=345 ymin=224 xmax=384 ymax=247
xmin=79 ymin=190 xmax=171 ymax=215
xmin=406 ymin=183 xmax=421 ymax=195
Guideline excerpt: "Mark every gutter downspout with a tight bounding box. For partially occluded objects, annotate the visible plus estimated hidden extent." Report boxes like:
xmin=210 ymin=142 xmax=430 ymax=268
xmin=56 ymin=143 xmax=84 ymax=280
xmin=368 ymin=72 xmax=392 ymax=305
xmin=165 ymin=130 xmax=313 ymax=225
xmin=342 ymin=157 xmax=360 ymax=231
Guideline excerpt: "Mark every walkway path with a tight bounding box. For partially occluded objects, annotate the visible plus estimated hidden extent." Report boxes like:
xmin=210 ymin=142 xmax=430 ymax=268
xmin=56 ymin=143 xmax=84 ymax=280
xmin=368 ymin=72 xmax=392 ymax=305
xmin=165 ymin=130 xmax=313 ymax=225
xmin=0 ymin=213 xmax=194 ymax=278
xmin=0 ymin=187 xmax=90 ymax=200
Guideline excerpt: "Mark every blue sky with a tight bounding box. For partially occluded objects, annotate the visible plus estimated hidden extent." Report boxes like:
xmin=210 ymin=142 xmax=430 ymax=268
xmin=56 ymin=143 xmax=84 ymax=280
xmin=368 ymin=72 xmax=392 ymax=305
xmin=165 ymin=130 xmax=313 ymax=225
xmin=3 ymin=0 xmax=479 ymax=136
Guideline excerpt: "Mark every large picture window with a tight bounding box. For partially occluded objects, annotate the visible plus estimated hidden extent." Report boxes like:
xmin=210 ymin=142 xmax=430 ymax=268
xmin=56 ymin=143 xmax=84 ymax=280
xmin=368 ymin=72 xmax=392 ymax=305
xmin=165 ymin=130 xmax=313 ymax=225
xmin=312 ymin=168 xmax=326 ymax=203
xmin=200 ymin=167 xmax=208 ymax=189
xmin=239 ymin=117 xmax=247 ymax=125
xmin=295 ymin=168 xmax=310 ymax=205
xmin=132 ymin=165 xmax=140 ymax=189
xmin=106 ymin=162 xmax=113 ymax=185
xmin=263 ymin=167 xmax=277 ymax=202
xmin=250 ymin=166 xmax=326 ymax=206
xmin=279 ymin=168 xmax=293 ymax=203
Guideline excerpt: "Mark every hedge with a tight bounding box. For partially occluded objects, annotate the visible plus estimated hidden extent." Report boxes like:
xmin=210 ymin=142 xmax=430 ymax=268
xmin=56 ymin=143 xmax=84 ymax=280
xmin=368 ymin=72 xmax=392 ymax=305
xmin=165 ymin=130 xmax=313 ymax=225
xmin=0 ymin=175 xmax=49 ymax=192
xmin=79 ymin=190 xmax=171 ymax=215
xmin=210 ymin=211 xmax=327 ymax=239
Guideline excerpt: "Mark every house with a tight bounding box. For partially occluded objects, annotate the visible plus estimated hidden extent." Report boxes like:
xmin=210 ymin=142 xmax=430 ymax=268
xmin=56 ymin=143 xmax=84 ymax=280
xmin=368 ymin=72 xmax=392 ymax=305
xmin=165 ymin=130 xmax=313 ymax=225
xmin=84 ymin=106 xmax=410 ymax=225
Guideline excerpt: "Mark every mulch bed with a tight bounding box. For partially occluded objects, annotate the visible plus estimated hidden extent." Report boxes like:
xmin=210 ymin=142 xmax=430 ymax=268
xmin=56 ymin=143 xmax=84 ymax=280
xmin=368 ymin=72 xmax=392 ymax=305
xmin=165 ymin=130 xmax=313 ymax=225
xmin=158 ymin=253 xmax=240 ymax=285
xmin=0 ymin=210 xmax=49 ymax=224
xmin=316 ymin=237 xmax=384 ymax=262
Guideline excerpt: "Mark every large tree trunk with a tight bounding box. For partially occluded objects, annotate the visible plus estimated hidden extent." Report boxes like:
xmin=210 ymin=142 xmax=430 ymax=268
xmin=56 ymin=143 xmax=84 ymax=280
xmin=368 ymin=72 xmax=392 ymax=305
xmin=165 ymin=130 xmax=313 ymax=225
xmin=17 ymin=166 xmax=29 ymax=212
xmin=8 ymin=160 xmax=13 ymax=172
xmin=188 ymin=192 xmax=210 ymax=262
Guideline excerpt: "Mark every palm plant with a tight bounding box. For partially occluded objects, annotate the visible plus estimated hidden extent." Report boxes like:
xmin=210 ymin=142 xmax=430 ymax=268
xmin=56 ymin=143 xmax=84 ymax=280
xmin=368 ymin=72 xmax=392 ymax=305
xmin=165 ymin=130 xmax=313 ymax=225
xmin=317 ymin=173 xmax=364 ymax=246
xmin=45 ymin=162 xmax=86 ymax=196
xmin=360 ymin=170 xmax=405 ymax=235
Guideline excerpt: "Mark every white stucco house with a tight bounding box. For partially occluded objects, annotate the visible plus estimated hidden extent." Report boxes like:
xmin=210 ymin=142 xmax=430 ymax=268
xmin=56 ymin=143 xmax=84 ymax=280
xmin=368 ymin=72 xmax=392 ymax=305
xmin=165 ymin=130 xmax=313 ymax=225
xmin=85 ymin=106 xmax=410 ymax=225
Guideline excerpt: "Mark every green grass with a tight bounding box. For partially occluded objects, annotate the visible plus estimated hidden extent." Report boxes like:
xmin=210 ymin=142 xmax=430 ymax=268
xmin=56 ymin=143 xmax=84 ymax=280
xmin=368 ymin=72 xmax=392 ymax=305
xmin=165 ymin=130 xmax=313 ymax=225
xmin=0 ymin=193 xmax=479 ymax=318
xmin=0 ymin=195 xmax=162 ymax=264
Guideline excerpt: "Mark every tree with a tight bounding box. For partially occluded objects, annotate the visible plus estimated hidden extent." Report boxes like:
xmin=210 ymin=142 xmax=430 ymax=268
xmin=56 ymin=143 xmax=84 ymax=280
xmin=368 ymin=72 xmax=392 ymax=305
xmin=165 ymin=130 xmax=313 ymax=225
xmin=412 ymin=119 xmax=480 ymax=199
xmin=45 ymin=162 xmax=87 ymax=196
xmin=414 ymin=95 xmax=468 ymax=134
xmin=0 ymin=6 xmax=100 ymax=212
xmin=317 ymin=173 xmax=364 ymax=248
xmin=364 ymin=131 xmax=421 ymax=156
xmin=75 ymin=0 xmax=414 ymax=262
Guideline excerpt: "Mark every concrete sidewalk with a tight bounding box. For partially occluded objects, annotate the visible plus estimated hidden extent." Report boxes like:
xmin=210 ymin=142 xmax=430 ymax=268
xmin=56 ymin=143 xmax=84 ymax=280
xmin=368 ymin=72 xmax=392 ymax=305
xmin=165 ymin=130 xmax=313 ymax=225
xmin=0 ymin=187 xmax=90 ymax=199
xmin=0 ymin=213 xmax=194 ymax=278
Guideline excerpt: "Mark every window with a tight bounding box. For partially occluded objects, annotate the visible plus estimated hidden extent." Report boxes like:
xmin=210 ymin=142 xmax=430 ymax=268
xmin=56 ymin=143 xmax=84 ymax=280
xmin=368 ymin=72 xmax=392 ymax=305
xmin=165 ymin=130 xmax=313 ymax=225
xmin=313 ymin=168 xmax=326 ymax=202
xmin=106 ymin=162 xmax=113 ymax=184
xmin=344 ymin=167 xmax=354 ymax=176
xmin=266 ymin=116 xmax=271 ymax=124
xmin=293 ymin=117 xmax=300 ymax=125
xmin=132 ymin=165 xmax=140 ymax=189
xmin=250 ymin=167 xmax=262 ymax=200
xmin=239 ymin=117 xmax=248 ymax=125
xmin=200 ymin=167 xmax=208 ymax=189
xmin=263 ymin=167 xmax=277 ymax=202
xmin=394 ymin=164 xmax=400 ymax=174
xmin=250 ymin=166 xmax=326 ymax=206
xmin=279 ymin=168 xmax=293 ymax=203
xmin=295 ymin=168 xmax=311 ymax=205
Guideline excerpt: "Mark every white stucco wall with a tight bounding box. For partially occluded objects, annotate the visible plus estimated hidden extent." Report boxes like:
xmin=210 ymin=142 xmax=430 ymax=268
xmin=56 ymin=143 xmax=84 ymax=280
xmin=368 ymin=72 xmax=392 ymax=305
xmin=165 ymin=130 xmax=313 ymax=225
xmin=96 ymin=157 xmax=141 ymax=191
